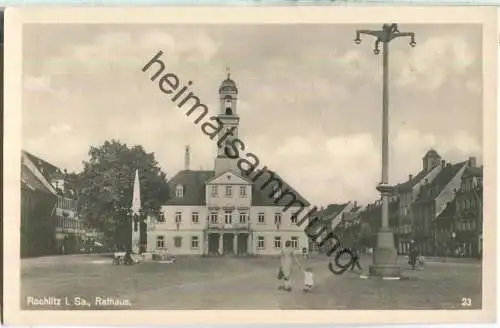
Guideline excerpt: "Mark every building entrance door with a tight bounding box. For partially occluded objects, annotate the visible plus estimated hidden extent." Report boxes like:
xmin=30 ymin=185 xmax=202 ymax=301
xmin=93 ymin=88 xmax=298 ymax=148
xmin=223 ymin=233 xmax=234 ymax=255
xmin=208 ymin=233 xmax=219 ymax=255
xmin=237 ymin=234 xmax=248 ymax=255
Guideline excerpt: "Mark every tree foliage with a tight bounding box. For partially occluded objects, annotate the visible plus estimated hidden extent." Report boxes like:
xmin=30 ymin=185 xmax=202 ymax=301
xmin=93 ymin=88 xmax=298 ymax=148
xmin=77 ymin=140 xmax=169 ymax=238
xmin=358 ymin=222 xmax=375 ymax=248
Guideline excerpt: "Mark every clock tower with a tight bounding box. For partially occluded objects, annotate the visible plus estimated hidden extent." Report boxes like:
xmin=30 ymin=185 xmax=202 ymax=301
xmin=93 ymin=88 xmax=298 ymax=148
xmin=214 ymin=68 xmax=240 ymax=176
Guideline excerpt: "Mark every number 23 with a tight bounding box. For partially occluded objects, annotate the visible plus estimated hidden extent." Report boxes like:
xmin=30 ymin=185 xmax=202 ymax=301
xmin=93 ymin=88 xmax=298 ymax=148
xmin=461 ymin=297 xmax=472 ymax=307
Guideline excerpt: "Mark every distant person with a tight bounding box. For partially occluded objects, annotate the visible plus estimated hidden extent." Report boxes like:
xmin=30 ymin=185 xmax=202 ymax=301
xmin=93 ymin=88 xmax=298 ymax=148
xmin=349 ymin=246 xmax=362 ymax=272
xmin=302 ymin=267 xmax=314 ymax=292
xmin=278 ymin=240 xmax=297 ymax=292
xmin=409 ymin=241 xmax=418 ymax=270
xmin=124 ymin=249 xmax=135 ymax=265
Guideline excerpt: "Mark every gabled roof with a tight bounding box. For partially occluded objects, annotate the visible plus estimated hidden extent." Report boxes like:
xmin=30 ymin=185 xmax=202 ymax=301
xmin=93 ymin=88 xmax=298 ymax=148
xmin=164 ymin=170 xmax=215 ymax=206
xmin=343 ymin=205 xmax=363 ymax=221
xmin=21 ymin=164 xmax=54 ymax=195
xmin=164 ymin=168 xmax=311 ymax=207
xmin=396 ymin=169 xmax=428 ymax=192
xmin=437 ymin=199 xmax=456 ymax=220
xmin=251 ymin=169 xmax=310 ymax=207
xmin=205 ymin=170 xmax=253 ymax=184
xmin=318 ymin=203 xmax=349 ymax=221
xmin=22 ymin=150 xmax=78 ymax=198
xmin=50 ymin=170 xmax=65 ymax=180
xmin=416 ymin=161 xmax=467 ymax=202
xmin=23 ymin=151 xmax=61 ymax=182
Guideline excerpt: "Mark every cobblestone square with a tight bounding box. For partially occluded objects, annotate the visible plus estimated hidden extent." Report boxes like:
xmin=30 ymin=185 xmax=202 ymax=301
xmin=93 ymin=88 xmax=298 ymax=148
xmin=21 ymin=254 xmax=482 ymax=310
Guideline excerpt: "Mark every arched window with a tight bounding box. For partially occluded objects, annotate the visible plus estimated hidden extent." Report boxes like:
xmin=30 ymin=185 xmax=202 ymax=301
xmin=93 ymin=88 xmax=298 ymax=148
xmin=225 ymin=96 xmax=232 ymax=108
xmin=175 ymin=184 xmax=184 ymax=198
xmin=224 ymin=96 xmax=233 ymax=115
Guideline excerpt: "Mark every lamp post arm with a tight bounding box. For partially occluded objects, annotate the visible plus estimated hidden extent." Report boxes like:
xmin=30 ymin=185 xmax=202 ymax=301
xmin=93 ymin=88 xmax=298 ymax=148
xmin=357 ymin=29 xmax=384 ymax=39
xmin=391 ymin=32 xmax=414 ymax=39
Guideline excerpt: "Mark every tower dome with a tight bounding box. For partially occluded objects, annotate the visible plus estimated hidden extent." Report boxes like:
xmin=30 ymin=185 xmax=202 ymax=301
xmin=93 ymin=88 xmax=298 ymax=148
xmin=219 ymin=69 xmax=238 ymax=94
xmin=424 ymin=149 xmax=440 ymax=158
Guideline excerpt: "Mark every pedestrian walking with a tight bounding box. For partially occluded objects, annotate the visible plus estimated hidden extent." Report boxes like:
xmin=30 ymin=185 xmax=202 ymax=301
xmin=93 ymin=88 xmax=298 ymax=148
xmin=409 ymin=240 xmax=418 ymax=270
xmin=277 ymin=240 xmax=298 ymax=292
xmin=349 ymin=246 xmax=362 ymax=272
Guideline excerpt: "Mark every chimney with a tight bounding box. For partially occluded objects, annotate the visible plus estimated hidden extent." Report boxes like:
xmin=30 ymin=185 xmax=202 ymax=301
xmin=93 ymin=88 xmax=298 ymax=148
xmin=184 ymin=146 xmax=190 ymax=171
xmin=441 ymin=160 xmax=446 ymax=168
xmin=469 ymin=156 xmax=477 ymax=168
xmin=409 ymin=174 xmax=413 ymax=181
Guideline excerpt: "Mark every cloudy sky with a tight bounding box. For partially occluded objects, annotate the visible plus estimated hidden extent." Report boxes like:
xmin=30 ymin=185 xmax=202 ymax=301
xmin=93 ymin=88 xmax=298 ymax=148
xmin=22 ymin=23 xmax=483 ymax=206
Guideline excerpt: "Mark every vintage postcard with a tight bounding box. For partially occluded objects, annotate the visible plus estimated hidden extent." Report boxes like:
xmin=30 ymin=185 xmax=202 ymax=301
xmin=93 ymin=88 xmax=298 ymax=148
xmin=3 ymin=6 xmax=497 ymax=325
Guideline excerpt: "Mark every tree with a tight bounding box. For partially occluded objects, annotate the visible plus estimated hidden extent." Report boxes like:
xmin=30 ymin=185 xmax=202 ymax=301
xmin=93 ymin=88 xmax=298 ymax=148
xmin=77 ymin=140 xmax=169 ymax=243
xmin=358 ymin=222 xmax=374 ymax=249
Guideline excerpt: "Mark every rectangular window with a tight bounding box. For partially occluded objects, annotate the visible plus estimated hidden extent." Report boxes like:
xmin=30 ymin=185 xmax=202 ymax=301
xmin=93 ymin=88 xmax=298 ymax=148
xmin=211 ymin=185 xmax=218 ymax=197
xmin=192 ymin=212 xmax=199 ymax=223
xmin=175 ymin=212 xmax=182 ymax=223
xmin=226 ymin=186 xmax=232 ymax=197
xmin=274 ymin=213 xmax=282 ymax=225
xmin=258 ymin=212 xmax=265 ymax=224
xmin=210 ymin=212 xmax=218 ymax=224
xmin=257 ymin=236 xmax=265 ymax=250
xmin=291 ymin=214 xmax=298 ymax=225
xmin=174 ymin=236 xmax=182 ymax=248
xmin=274 ymin=236 xmax=281 ymax=248
xmin=240 ymin=186 xmax=247 ymax=197
xmin=291 ymin=236 xmax=299 ymax=249
xmin=225 ymin=211 xmax=232 ymax=224
xmin=239 ymin=212 xmax=247 ymax=224
xmin=156 ymin=235 xmax=165 ymax=248
xmin=191 ymin=236 xmax=199 ymax=249
xmin=157 ymin=213 xmax=165 ymax=222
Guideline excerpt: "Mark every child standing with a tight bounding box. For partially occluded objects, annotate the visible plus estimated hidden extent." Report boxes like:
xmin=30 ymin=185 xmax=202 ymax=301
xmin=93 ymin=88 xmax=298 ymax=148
xmin=303 ymin=267 xmax=314 ymax=292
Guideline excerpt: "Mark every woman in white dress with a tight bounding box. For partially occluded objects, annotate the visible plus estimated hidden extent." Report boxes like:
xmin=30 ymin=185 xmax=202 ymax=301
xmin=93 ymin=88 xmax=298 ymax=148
xmin=278 ymin=240 xmax=297 ymax=291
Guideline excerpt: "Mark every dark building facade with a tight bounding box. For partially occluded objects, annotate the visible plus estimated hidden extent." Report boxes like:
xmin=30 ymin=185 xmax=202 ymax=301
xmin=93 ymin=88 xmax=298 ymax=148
xmin=21 ymin=151 xmax=85 ymax=257
xmin=21 ymin=159 xmax=58 ymax=257
xmin=412 ymin=160 xmax=469 ymax=256
xmin=454 ymin=164 xmax=483 ymax=258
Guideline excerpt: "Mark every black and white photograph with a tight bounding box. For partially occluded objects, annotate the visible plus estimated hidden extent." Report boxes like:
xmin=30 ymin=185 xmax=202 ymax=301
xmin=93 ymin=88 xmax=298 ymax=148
xmin=3 ymin=6 xmax=497 ymax=325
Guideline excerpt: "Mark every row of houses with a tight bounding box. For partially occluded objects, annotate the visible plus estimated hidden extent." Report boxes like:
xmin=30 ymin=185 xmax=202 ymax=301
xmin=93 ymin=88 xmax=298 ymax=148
xmin=317 ymin=149 xmax=483 ymax=258
xmin=20 ymin=150 xmax=103 ymax=257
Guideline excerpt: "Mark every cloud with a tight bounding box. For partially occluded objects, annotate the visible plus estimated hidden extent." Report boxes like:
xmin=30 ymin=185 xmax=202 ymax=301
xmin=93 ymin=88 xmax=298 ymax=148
xmin=21 ymin=25 xmax=483 ymax=207
xmin=253 ymin=133 xmax=380 ymax=205
xmin=44 ymin=30 xmax=220 ymax=78
xmin=393 ymin=36 xmax=476 ymax=91
xmin=392 ymin=128 xmax=482 ymax=180
xmin=49 ymin=123 xmax=73 ymax=135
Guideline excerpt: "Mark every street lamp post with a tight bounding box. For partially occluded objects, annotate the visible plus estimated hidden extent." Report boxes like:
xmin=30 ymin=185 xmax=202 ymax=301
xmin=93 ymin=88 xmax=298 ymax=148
xmin=354 ymin=24 xmax=416 ymax=278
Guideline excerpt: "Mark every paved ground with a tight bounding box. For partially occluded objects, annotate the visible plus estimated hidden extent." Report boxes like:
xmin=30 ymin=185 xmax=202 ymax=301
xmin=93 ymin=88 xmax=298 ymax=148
xmin=21 ymin=254 xmax=482 ymax=310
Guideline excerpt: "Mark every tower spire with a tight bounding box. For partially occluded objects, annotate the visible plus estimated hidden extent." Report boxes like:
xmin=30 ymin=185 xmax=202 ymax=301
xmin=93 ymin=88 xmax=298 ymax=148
xmin=185 ymin=145 xmax=191 ymax=171
xmin=226 ymin=65 xmax=230 ymax=79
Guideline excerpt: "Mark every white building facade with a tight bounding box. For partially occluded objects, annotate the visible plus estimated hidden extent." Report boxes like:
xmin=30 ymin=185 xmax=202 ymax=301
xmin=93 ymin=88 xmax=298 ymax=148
xmin=145 ymin=73 xmax=311 ymax=256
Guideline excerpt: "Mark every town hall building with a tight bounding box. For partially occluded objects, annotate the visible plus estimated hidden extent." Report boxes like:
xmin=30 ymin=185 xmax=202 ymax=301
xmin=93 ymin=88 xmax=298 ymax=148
xmin=145 ymin=72 xmax=311 ymax=256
